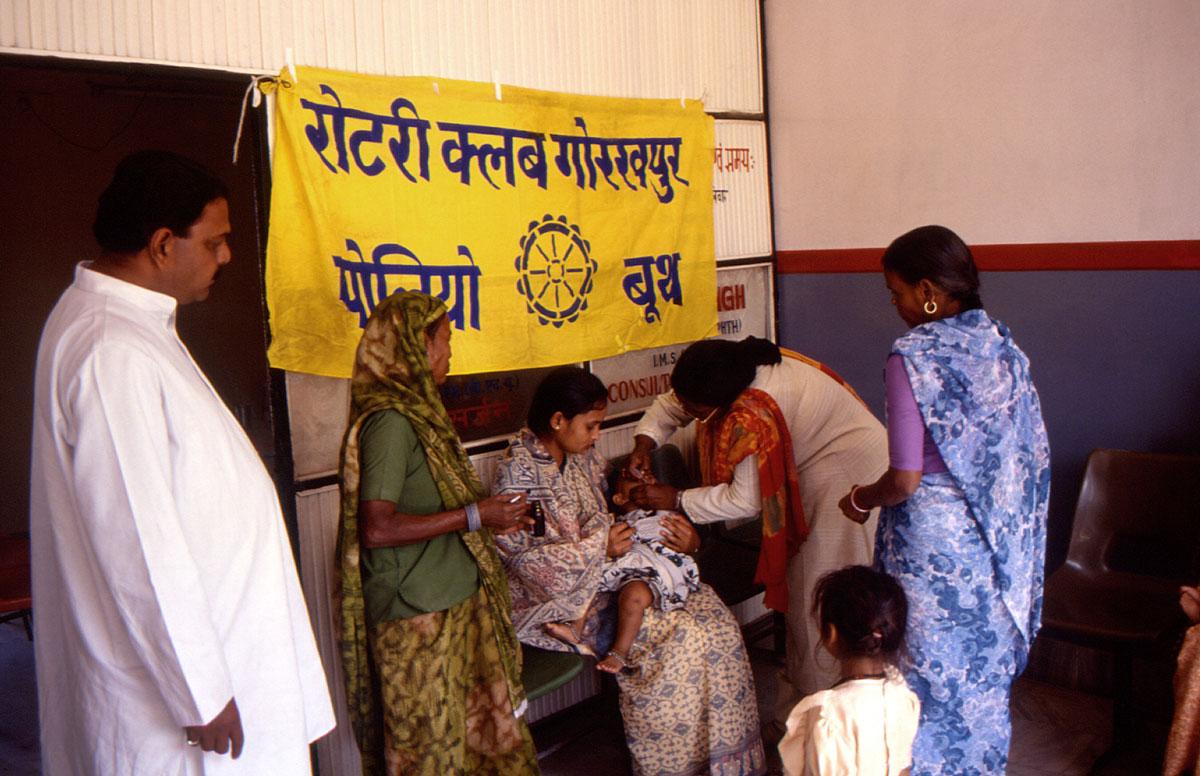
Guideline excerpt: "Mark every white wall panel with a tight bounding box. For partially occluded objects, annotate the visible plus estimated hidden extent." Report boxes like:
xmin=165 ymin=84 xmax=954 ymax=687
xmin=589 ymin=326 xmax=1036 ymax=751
xmin=3 ymin=0 xmax=762 ymax=113
xmin=286 ymin=371 xmax=350 ymax=481
xmin=295 ymin=485 xmax=363 ymax=776
xmin=714 ymin=119 xmax=771 ymax=260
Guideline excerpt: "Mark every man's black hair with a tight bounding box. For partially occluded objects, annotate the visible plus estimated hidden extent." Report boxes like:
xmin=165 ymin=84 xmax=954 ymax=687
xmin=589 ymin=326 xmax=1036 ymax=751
xmin=93 ymin=150 xmax=229 ymax=254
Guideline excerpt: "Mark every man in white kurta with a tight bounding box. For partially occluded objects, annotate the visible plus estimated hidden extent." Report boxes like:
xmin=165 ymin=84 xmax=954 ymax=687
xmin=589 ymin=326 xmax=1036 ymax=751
xmin=30 ymin=151 xmax=334 ymax=774
xmin=631 ymin=351 xmax=888 ymax=722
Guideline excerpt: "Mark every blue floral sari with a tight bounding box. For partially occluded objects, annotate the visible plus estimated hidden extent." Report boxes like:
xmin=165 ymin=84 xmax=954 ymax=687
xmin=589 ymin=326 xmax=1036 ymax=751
xmin=876 ymin=309 xmax=1050 ymax=775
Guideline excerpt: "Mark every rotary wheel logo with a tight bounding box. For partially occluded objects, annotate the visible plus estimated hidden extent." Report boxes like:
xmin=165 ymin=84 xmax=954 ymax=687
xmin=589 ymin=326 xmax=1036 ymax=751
xmin=514 ymin=214 xmax=598 ymax=327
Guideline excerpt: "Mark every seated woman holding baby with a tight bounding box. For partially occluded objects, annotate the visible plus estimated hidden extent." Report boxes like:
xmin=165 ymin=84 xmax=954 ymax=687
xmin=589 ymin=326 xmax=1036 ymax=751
xmin=492 ymin=366 xmax=766 ymax=776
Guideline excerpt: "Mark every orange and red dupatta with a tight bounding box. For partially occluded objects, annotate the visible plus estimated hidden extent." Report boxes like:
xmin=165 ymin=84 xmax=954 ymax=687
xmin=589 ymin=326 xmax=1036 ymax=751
xmin=698 ymin=387 xmax=807 ymax=613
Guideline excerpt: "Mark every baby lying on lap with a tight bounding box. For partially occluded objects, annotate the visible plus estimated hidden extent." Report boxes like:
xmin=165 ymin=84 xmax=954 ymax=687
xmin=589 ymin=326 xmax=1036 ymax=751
xmin=547 ymin=469 xmax=700 ymax=673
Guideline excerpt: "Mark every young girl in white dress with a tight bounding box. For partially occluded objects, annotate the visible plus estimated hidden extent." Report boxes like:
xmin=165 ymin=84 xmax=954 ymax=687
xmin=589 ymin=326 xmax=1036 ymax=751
xmin=779 ymin=565 xmax=920 ymax=776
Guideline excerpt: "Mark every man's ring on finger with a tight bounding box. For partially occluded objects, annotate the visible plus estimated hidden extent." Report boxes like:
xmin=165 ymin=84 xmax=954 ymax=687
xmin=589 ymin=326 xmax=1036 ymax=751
xmin=186 ymin=736 xmax=200 ymax=746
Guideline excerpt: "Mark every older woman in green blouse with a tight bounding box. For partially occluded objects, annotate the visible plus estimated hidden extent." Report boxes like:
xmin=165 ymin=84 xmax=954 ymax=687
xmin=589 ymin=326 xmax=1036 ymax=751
xmin=337 ymin=291 xmax=538 ymax=776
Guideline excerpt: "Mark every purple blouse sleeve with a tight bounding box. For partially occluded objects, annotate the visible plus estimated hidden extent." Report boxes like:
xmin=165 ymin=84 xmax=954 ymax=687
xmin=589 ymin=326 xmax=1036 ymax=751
xmin=885 ymin=354 xmax=926 ymax=471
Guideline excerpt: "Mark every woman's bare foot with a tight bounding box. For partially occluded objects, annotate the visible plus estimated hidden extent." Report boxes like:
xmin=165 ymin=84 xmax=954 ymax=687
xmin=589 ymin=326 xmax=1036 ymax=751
xmin=597 ymin=650 xmax=629 ymax=674
xmin=544 ymin=621 xmax=594 ymax=656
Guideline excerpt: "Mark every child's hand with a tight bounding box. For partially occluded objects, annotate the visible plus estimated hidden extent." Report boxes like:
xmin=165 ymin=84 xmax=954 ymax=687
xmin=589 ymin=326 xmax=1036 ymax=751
xmin=1181 ymin=586 xmax=1200 ymax=624
xmin=606 ymin=522 xmax=634 ymax=559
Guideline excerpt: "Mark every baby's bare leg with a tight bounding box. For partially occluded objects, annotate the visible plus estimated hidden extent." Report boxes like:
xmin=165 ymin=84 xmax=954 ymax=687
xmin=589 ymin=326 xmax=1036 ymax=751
xmin=544 ymin=598 xmax=595 ymax=656
xmin=598 ymin=580 xmax=653 ymax=674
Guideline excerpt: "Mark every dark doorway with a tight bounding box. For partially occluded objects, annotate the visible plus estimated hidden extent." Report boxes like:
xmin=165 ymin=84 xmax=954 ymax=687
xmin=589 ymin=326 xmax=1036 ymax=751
xmin=0 ymin=56 xmax=279 ymax=537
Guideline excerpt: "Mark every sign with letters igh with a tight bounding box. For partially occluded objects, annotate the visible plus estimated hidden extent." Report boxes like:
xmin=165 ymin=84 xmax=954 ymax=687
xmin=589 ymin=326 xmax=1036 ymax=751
xmin=263 ymin=67 xmax=717 ymax=377
xmin=714 ymin=263 xmax=773 ymax=342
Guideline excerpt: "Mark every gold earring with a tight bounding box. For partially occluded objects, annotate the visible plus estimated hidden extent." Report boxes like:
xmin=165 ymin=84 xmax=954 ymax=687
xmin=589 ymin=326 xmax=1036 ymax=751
xmin=923 ymin=300 xmax=938 ymax=315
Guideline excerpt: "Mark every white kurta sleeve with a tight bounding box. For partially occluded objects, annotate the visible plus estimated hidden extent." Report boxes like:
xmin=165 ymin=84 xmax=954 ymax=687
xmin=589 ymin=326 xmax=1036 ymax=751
xmin=679 ymin=454 xmax=761 ymax=524
xmin=636 ymin=394 xmax=763 ymax=525
xmin=633 ymin=393 xmax=693 ymax=446
xmin=64 ymin=343 xmax=234 ymax=726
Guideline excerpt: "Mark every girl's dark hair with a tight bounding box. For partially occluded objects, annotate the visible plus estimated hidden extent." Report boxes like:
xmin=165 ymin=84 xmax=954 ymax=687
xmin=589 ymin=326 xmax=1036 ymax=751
xmin=671 ymin=336 xmax=781 ymax=408
xmin=528 ymin=366 xmax=608 ymax=436
xmin=93 ymin=150 xmax=229 ymax=254
xmin=812 ymin=565 xmax=908 ymax=660
xmin=881 ymin=224 xmax=983 ymax=311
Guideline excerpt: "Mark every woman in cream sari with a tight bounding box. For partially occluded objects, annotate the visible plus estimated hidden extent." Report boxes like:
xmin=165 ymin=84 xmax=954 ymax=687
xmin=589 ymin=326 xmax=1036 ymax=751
xmin=493 ymin=366 xmax=766 ymax=776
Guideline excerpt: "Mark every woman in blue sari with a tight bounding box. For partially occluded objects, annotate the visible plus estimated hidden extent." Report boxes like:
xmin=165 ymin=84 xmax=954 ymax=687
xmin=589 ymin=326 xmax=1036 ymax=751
xmin=837 ymin=225 xmax=1050 ymax=775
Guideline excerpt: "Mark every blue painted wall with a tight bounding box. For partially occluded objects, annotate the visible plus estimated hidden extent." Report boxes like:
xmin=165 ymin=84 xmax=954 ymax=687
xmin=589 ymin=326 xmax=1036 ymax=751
xmin=777 ymin=270 xmax=1200 ymax=569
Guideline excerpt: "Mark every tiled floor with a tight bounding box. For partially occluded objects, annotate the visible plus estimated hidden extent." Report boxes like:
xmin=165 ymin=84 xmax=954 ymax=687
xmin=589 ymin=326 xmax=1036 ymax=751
xmin=531 ymin=640 xmax=1140 ymax=776
xmin=0 ymin=620 xmax=1168 ymax=775
xmin=0 ymin=622 xmax=38 ymax=775
xmin=1007 ymin=678 xmax=1112 ymax=775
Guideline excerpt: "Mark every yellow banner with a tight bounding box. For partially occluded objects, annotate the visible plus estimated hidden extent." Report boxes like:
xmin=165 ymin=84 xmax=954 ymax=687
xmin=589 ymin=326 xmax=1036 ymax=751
xmin=264 ymin=67 xmax=716 ymax=378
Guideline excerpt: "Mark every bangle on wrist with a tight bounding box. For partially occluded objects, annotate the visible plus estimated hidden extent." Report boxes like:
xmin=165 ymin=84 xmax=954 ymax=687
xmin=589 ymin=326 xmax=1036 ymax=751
xmin=465 ymin=502 xmax=482 ymax=532
xmin=849 ymin=486 xmax=870 ymax=514
xmin=674 ymin=489 xmax=684 ymax=511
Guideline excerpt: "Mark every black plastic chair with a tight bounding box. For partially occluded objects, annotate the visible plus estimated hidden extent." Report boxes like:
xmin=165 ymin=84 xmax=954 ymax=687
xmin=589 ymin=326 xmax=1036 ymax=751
xmin=1040 ymin=448 xmax=1200 ymax=764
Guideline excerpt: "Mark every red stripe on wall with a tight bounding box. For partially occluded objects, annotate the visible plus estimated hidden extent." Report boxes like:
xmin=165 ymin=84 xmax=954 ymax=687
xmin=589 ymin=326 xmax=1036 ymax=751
xmin=776 ymin=240 xmax=1200 ymax=273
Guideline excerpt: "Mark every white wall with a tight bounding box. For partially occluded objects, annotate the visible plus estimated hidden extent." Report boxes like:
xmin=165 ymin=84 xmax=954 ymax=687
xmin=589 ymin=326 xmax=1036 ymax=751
xmin=765 ymin=0 xmax=1200 ymax=249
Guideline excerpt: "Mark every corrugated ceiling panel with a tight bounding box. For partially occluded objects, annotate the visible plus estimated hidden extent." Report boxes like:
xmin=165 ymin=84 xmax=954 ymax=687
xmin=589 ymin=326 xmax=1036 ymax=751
xmin=2 ymin=1 xmax=761 ymax=113
xmin=296 ymin=0 xmax=325 ymax=72
xmin=328 ymin=0 xmax=350 ymax=69
xmin=93 ymin=0 xmax=111 ymax=54
xmin=46 ymin=1 xmax=62 ymax=49
xmin=137 ymin=0 xmax=154 ymax=61
xmin=201 ymin=0 xmax=218 ymax=64
xmin=3 ymin=2 xmax=18 ymax=48
xmin=228 ymin=0 xmax=255 ymax=70
xmin=352 ymin=0 xmax=384 ymax=76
